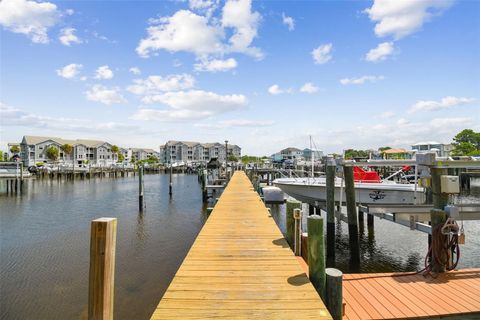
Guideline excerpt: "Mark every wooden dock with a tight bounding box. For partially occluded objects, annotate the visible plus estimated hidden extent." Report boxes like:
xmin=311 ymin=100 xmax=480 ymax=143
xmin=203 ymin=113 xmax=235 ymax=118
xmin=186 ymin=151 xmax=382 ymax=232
xmin=343 ymin=269 xmax=480 ymax=320
xmin=151 ymin=171 xmax=331 ymax=319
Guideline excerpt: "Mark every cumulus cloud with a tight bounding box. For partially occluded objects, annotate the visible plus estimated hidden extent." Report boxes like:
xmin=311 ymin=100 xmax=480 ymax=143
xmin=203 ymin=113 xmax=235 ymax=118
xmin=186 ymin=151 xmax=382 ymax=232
xmin=85 ymin=85 xmax=127 ymax=105
xmin=312 ymin=43 xmax=332 ymax=64
xmin=282 ymin=13 xmax=294 ymax=31
xmin=127 ymin=74 xmax=195 ymax=96
xmin=340 ymin=75 xmax=385 ymax=85
xmin=268 ymin=84 xmax=285 ymax=95
xmin=365 ymin=0 xmax=453 ymax=40
xmin=58 ymin=27 xmax=81 ymax=46
xmin=94 ymin=65 xmax=114 ymax=80
xmin=137 ymin=10 xmax=224 ymax=58
xmin=0 ymin=0 xmax=60 ymax=43
xmin=194 ymin=58 xmax=237 ymax=72
xmin=131 ymin=90 xmax=247 ymax=121
xmin=129 ymin=67 xmax=141 ymax=75
xmin=56 ymin=63 xmax=83 ymax=79
xmin=409 ymin=96 xmax=476 ymax=113
xmin=300 ymin=82 xmax=319 ymax=94
xmin=136 ymin=0 xmax=262 ymax=60
xmin=365 ymin=42 xmax=394 ymax=62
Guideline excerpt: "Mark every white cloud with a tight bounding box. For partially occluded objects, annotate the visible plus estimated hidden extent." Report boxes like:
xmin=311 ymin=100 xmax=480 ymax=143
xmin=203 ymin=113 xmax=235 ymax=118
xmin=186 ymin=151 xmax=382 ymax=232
xmin=222 ymin=0 xmax=263 ymax=59
xmin=85 ymin=85 xmax=127 ymax=105
xmin=409 ymin=96 xmax=476 ymax=113
xmin=56 ymin=63 xmax=83 ymax=79
xmin=429 ymin=117 xmax=472 ymax=128
xmin=131 ymin=90 xmax=247 ymax=121
xmin=365 ymin=42 xmax=394 ymax=62
xmin=129 ymin=67 xmax=141 ymax=75
xmin=127 ymin=74 xmax=195 ymax=96
xmin=94 ymin=65 xmax=114 ymax=80
xmin=312 ymin=43 xmax=332 ymax=64
xmin=136 ymin=10 xmax=224 ymax=58
xmin=397 ymin=118 xmax=409 ymax=126
xmin=189 ymin=0 xmax=216 ymax=10
xmin=0 ymin=0 xmax=60 ymax=43
xmin=268 ymin=84 xmax=284 ymax=95
xmin=194 ymin=58 xmax=237 ymax=72
xmin=282 ymin=13 xmax=294 ymax=31
xmin=300 ymin=82 xmax=319 ymax=94
xmin=58 ymin=27 xmax=81 ymax=46
xmin=340 ymin=75 xmax=385 ymax=85
xmin=137 ymin=1 xmax=262 ymax=60
xmin=365 ymin=0 xmax=453 ymax=40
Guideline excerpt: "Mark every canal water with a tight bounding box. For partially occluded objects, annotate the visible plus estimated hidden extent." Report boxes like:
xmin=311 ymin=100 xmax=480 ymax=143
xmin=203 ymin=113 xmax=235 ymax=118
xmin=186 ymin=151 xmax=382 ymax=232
xmin=1 ymin=175 xmax=479 ymax=320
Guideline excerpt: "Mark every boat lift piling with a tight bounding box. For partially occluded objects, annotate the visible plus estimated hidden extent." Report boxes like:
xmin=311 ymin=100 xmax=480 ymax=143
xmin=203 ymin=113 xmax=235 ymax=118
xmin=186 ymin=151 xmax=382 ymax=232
xmin=326 ymin=157 xmax=336 ymax=259
xmin=343 ymin=165 xmax=360 ymax=264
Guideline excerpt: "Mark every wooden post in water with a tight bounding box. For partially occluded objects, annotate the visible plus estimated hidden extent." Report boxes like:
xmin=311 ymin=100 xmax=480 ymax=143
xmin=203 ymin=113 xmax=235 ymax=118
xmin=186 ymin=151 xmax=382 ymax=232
xmin=169 ymin=165 xmax=173 ymax=196
xmin=88 ymin=218 xmax=117 ymax=320
xmin=286 ymin=199 xmax=302 ymax=249
xmin=20 ymin=162 xmax=24 ymax=191
xmin=138 ymin=166 xmax=144 ymax=211
xmin=326 ymin=157 xmax=335 ymax=259
xmin=307 ymin=215 xmax=326 ymax=301
xmin=343 ymin=165 xmax=360 ymax=263
xmin=431 ymin=167 xmax=449 ymax=210
xmin=293 ymin=208 xmax=302 ymax=256
xmin=325 ymin=268 xmax=343 ymax=320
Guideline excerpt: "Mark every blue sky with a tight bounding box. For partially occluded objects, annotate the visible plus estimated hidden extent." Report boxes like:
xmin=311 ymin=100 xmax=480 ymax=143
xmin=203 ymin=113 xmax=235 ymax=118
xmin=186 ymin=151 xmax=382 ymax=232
xmin=1 ymin=0 xmax=479 ymax=155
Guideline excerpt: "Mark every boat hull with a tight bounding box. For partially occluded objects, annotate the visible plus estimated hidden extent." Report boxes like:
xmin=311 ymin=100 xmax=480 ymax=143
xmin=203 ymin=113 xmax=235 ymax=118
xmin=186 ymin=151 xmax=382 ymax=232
xmin=273 ymin=178 xmax=425 ymax=205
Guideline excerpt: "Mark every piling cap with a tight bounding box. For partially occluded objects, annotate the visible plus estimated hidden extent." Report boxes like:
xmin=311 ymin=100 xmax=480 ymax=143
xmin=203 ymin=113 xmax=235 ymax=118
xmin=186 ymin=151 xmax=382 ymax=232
xmin=307 ymin=214 xmax=323 ymax=220
xmin=325 ymin=268 xmax=343 ymax=277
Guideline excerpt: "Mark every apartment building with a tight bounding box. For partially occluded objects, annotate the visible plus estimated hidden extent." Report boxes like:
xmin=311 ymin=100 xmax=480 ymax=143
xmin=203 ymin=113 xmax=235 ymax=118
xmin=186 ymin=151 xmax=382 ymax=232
xmin=160 ymin=141 xmax=241 ymax=164
xmin=20 ymin=136 xmax=117 ymax=166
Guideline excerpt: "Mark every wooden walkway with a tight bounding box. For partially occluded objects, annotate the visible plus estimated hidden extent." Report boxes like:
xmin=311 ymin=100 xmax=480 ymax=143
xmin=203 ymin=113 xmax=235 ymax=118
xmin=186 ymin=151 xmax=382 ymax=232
xmin=151 ymin=171 xmax=331 ymax=319
xmin=343 ymin=269 xmax=480 ymax=320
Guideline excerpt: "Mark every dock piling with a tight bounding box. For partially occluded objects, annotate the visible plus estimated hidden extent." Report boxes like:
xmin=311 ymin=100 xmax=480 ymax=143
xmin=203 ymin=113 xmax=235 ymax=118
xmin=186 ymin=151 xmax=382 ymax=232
xmin=325 ymin=268 xmax=343 ymax=320
xmin=286 ymin=199 xmax=302 ymax=249
xmin=88 ymin=217 xmax=117 ymax=320
xmin=343 ymin=166 xmax=360 ymax=263
xmin=326 ymin=157 xmax=335 ymax=259
xmin=139 ymin=166 xmax=144 ymax=211
xmin=169 ymin=165 xmax=173 ymax=197
xmin=293 ymin=208 xmax=302 ymax=256
xmin=307 ymin=214 xmax=326 ymax=301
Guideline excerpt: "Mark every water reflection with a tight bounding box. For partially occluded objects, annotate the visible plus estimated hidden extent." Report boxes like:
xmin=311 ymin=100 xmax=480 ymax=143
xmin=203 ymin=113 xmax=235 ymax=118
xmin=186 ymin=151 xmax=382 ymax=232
xmin=0 ymin=174 xmax=206 ymax=320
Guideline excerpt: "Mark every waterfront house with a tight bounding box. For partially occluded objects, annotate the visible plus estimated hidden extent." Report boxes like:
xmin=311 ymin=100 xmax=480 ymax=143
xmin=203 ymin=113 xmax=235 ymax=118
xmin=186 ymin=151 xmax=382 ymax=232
xmin=130 ymin=148 xmax=160 ymax=161
xmin=302 ymin=148 xmax=324 ymax=161
xmin=411 ymin=141 xmax=453 ymax=157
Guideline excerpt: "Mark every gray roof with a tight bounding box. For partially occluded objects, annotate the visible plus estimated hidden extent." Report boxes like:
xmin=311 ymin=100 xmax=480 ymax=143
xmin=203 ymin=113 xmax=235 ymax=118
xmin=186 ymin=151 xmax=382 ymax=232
xmin=22 ymin=135 xmax=109 ymax=148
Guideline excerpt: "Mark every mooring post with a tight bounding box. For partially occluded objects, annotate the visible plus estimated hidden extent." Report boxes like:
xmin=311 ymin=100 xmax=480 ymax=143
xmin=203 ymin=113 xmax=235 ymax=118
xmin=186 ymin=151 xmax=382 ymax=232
xmin=367 ymin=213 xmax=374 ymax=228
xmin=326 ymin=268 xmax=343 ymax=320
xmin=431 ymin=167 xmax=449 ymax=210
xmin=326 ymin=157 xmax=335 ymax=259
xmin=139 ymin=166 xmax=144 ymax=211
xmin=307 ymin=215 xmax=326 ymax=301
xmin=20 ymin=162 xmax=24 ymax=191
xmin=169 ymin=165 xmax=173 ymax=196
xmin=286 ymin=199 xmax=302 ymax=249
xmin=343 ymin=165 xmax=360 ymax=263
xmin=430 ymin=209 xmax=447 ymax=273
xmin=293 ymin=208 xmax=302 ymax=256
xmin=88 ymin=217 xmax=117 ymax=320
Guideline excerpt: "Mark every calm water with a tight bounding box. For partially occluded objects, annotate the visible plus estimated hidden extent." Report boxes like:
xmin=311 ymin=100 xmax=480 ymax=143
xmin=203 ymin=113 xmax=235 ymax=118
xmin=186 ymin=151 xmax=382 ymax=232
xmin=1 ymin=174 xmax=207 ymax=320
xmin=1 ymin=175 xmax=479 ymax=319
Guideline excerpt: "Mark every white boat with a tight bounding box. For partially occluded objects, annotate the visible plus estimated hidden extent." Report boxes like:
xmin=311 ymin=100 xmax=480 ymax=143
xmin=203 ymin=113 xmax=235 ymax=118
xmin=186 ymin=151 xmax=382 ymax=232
xmin=273 ymin=171 xmax=425 ymax=205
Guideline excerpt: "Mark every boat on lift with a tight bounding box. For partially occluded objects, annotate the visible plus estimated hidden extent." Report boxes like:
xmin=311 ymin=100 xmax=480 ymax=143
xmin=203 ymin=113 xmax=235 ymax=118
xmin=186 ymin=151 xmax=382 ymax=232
xmin=273 ymin=166 xmax=425 ymax=205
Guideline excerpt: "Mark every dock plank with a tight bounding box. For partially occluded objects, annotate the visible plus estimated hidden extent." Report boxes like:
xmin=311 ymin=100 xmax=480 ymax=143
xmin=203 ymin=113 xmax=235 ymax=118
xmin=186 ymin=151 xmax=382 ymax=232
xmin=150 ymin=171 xmax=331 ymax=319
xmin=343 ymin=269 xmax=480 ymax=319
